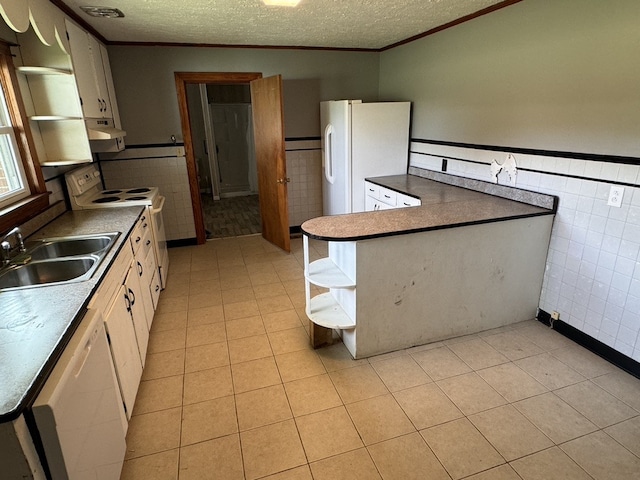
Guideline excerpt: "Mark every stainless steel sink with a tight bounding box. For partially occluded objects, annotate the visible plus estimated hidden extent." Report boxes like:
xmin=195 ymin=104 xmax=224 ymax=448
xmin=29 ymin=234 xmax=117 ymax=261
xmin=0 ymin=232 xmax=119 ymax=290
xmin=0 ymin=257 xmax=97 ymax=289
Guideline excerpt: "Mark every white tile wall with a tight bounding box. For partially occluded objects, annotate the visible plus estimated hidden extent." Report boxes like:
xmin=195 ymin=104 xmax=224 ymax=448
xmin=100 ymin=158 xmax=196 ymax=241
xmin=98 ymin=141 xmax=321 ymax=241
xmin=410 ymin=141 xmax=640 ymax=362
xmin=285 ymin=139 xmax=323 ymax=227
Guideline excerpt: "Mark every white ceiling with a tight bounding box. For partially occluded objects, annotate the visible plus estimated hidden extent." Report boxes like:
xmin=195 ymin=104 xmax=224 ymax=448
xmin=58 ymin=0 xmax=508 ymax=50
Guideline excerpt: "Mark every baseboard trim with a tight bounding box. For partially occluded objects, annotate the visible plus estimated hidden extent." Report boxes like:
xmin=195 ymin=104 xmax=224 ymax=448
xmin=290 ymin=226 xmax=302 ymax=237
xmin=537 ymin=309 xmax=640 ymax=380
xmin=167 ymin=238 xmax=197 ymax=248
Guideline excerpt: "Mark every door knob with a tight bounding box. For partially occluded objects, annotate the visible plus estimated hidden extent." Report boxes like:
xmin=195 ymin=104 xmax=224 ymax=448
xmin=276 ymin=177 xmax=291 ymax=184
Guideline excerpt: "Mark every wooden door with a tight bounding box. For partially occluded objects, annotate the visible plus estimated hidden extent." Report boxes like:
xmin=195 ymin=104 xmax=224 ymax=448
xmin=250 ymin=75 xmax=290 ymax=252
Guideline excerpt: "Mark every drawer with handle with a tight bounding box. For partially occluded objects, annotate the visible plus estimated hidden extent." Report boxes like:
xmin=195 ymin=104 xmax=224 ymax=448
xmin=398 ymin=193 xmax=421 ymax=208
xmin=365 ymin=182 xmax=380 ymax=199
xmin=378 ymin=187 xmax=397 ymax=207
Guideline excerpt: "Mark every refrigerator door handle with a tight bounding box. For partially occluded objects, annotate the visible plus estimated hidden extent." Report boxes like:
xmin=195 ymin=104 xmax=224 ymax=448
xmin=324 ymin=123 xmax=335 ymax=184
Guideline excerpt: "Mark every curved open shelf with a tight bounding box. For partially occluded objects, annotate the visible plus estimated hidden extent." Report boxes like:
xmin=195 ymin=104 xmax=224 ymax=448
xmin=30 ymin=115 xmax=83 ymax=121
xmin=17 ymin=66 xmax=73 ymax=76
xmin=307 ymin=292 xmax=356 ymax=330
xmin=306 ymin=257 xmax=355 ymax=289
xmin=40 ymin=158 xmax=92 ymax=167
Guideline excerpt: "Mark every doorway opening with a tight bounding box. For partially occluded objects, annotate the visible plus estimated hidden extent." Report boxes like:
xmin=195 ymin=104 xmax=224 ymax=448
xmin=175 ymin=72 xmax=262 ymax=244
xmin=176 ymin=72 xmax=290 ymax=251
xmin=186 ymin=83 xmax=260 ymax=238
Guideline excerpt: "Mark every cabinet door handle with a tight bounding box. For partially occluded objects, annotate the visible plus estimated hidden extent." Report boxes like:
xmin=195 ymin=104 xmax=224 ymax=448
xmin=146 ymin=239 xmax=151 ymax=246
xmin=384 ymin=194 xmax=391 ymax=198
xmin=128 ymin=287 xmax=136 ymax=306
xmin=124 ymin=292 xmax=131 ymax=312
xmin=155 ymin=285 xmax=160 ymax=292
xmin=136 ymin=236 xmax=141 ymax=244
xmin=137 ymin=261 xmax=143 ymax=276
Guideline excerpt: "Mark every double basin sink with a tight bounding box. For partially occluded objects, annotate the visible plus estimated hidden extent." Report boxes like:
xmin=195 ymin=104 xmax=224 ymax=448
xmin=0 ymin=233 xmax=119 ymax=290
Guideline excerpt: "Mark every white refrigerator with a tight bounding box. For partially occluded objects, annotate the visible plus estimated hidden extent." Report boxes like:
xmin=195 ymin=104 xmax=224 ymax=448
xmin=321 ymin=99 xmax=411 ymax=215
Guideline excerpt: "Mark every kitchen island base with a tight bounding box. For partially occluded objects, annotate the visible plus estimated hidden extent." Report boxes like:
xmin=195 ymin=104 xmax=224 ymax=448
xmin=305 ymin=215 xmax=554 ymax=359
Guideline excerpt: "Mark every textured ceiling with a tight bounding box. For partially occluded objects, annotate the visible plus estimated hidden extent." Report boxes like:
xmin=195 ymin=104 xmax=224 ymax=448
xmin=57 ymin=0 xmax=508 ymax=49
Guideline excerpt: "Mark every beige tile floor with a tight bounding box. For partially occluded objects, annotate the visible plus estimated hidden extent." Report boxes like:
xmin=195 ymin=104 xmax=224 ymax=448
xmin=120 ymin=235 xmax=640 ymax=480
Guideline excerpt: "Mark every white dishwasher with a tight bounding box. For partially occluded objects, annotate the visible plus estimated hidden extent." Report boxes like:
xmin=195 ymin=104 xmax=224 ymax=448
xmin=32 ymin=308 xmax=127 ymax=479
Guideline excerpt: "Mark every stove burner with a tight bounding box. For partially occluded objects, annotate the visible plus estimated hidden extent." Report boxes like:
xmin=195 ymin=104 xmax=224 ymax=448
xmin=102 ymin=189 xmax=123 ymax=195
xmin=125 ymin=196 xmax=146 ymax=201
xmin=93 ymin=196 xmax=120 ymax=204
xmin=126 ymin=188 xmax=151 ymax=194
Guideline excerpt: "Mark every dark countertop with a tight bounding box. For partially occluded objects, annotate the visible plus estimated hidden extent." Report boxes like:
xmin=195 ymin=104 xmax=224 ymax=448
xmin=301 ymin=174 xmax=555 ymax=241
xmin=0 ymin=207 xmax=143 ymax=422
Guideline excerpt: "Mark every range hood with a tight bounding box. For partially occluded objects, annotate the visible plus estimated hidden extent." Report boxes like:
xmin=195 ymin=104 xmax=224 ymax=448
xmin=86 ymin=119 xmax=126 ymax=140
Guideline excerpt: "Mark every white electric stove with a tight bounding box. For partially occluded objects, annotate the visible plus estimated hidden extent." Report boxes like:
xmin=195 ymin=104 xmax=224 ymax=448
xmin=72 ymin=186 xmax=160 ymax=208
xmin=65 ymin=164 xmax=169 ymax=288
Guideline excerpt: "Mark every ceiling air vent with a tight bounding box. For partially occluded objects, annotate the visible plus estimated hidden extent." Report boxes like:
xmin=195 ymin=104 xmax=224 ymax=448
xmin=80 ymin=6 xmax=125 ymax=18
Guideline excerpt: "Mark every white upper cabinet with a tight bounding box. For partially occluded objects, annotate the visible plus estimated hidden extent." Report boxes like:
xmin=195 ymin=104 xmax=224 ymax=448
xmin=66 ymin=20 xmax=112 ymax=119
xmin=98 ymin=41 xmax=121 ymax=128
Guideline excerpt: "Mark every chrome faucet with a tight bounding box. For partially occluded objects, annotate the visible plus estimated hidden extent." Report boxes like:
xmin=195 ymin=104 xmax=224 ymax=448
xmin=1 ymin=227 xmax=26 ymax=266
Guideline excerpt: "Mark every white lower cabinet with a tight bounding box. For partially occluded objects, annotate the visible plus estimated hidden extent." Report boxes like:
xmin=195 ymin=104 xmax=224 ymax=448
xmin=125 ymin=263 xmax=150 ymax=367
xmin=147 ymin=248 xmax=162 ymax=310
xmin=397 ymin=192 xmax=421 ymax=207
xmin=88 ymin=216 xmax=157 ymax=420
xmin=364 ymin=180 xmax=421 ymax=211
xmin=131 ymin=214 xmax=158 ymax=325
xmin=378 ymin=187 xmax=397 ymax=206
xmin=103 ymin=283 xmax=142 ymax=421
xmin=135 ymin=256 xmax=155 ymax=330
xmin=1 ymin=215 xmax=163 ymax=478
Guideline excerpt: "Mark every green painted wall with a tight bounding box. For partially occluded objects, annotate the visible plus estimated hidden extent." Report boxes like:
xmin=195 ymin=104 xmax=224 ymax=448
xmin=379 ymin=0 xmax=640 ymax=157
xmin=108 ymin=46 xmax=380 ymax=145
xmin=109 ymin=1 xmax=640 ymax=157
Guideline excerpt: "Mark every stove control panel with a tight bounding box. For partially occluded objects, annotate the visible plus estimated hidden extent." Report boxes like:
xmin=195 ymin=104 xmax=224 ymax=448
xmin=65 ymin=165 xmax=102 ymax=197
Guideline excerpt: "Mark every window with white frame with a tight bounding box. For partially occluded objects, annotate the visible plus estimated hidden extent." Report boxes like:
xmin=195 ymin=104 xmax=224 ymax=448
xmin=0 ymin=82 xmax=30 ymax=209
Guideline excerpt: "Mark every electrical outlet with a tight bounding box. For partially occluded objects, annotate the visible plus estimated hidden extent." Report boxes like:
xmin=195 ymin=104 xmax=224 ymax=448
xmin=607 ymin=186 xmax=624 ymax=208
xmin=551 ymin=311 xmax=560 ymax=321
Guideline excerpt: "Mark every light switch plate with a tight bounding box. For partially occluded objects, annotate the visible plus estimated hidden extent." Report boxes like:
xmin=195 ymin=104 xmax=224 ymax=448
xmin=607 ymin=186 xmax=624 ymax=208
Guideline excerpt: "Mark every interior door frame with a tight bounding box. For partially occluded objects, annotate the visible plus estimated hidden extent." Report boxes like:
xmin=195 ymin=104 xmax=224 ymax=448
xmin=198 ymin=84 xmax=220 ymax=201
xmin=175 ymin=72 xmax=262 ymax=244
